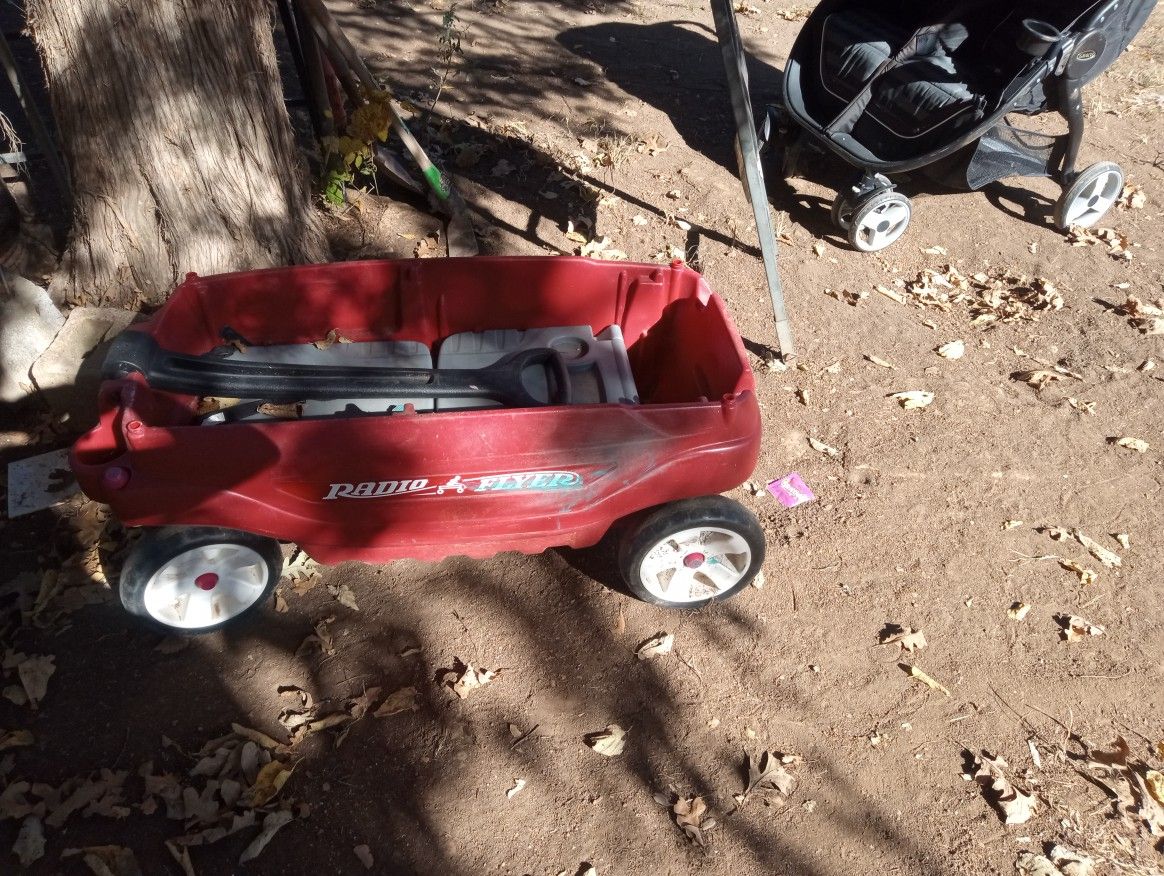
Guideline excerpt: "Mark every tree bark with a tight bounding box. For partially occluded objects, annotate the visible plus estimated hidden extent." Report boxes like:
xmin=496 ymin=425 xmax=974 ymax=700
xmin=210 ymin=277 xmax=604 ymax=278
xmin=28 ymin=0 xmax=328 ymax=307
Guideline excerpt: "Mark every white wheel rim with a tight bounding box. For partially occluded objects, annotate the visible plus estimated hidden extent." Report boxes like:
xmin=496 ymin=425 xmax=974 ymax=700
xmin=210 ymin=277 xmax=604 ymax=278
xmin=143 ymin=543 xmax=269 ymax=629
xmin=638 ymin=526 xmax=753 ymax=603
xmin=853 ymin=198 xmax=910 ymax=251
xmin=1063 ymin=169 xmax=1122 ymax=228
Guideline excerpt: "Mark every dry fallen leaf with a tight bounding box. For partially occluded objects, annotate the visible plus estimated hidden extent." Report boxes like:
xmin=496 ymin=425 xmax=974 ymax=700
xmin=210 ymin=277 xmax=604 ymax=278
xmin=313 ymin=329 xmax=353 ymax=350
xmin=327 ymin=583 xmax=360 ymax=611
xmin=13 ymin=815 xmax=45 ymax=866
xmin=864 ymin=354 xmax=895 ymax=369
xmin=741 ymin=750 xmax=798 ymax=801
xmin=585 ymin=724 xmax=627 ymax=757
xmin=901 ymin=663 xmax=950 ymax=696
xmin=1007 ymin=602 xmax=1032 ymax=621
xmin=807 ymin=437 xmax=841 ymax=459
xmin=1048 ymin=845 xmax=1096 ymax=876
xmin=887 ymin=390 xmax=934 ymax=409
xmin=880 ymin=626 xmax=927 ymax=653
xmin=1072 ymin=530 xmax=1121 ymax=569
xmin=1014 ymin=369 xmax=1064 ymax=390
xmin=874 ymin=284 xmax=907 ymax=304
xmin=62 ymin=845 xmax=142 ymax=876
xmin=1112 ymin=436 xmax=1150 ymax=453
xmin=1059 ymin=559 xmax=1098 ymax=587
xmin=238 ymin=810 xmax=293 ymax=863
xmin=354 ymin=844 xmax=374 ymax=869
xmin=1145 ymin=771 xmax=1164 ymax=806
xmin=446 ymin=663 xmax=496 ymax=699
xmin=1119 ymin=183 xmax=1147 ymax=210
xmin=17 ymin=655 xmax=55 ymax=708
xmin=936 ymin=340 xmax=965 ymax=360
xmin=257 ymin=402 xmax=303 ymax=419
xmin=506 ymin=778 xmax=526 ymax=799
xmin=974 ymin=752 xmax=1039 ymax=825
xmin=1001 ymin=520 xmax=1023 ymax=530
xmin=654 ymin=791 xmax=720 ymax=847
xmin=1059 ymin=614 xmax=1104 ymax=642
xmin=230 ymin=723 xmax=284 ymax=751
xmin=374 ymin=686 xmax=419 ymax=718
xmin=247 ymin=760 xmax=294 ymax=807
xmin=635 ymin=633 xmax=674 ymax=660
xmin=0 ymin=729 xmax=33 ymax=752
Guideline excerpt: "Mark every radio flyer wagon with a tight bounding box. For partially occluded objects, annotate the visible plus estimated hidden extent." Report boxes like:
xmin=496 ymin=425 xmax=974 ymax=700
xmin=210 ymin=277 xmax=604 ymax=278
xmin=71 ymin=257 xmax=765 ymax=633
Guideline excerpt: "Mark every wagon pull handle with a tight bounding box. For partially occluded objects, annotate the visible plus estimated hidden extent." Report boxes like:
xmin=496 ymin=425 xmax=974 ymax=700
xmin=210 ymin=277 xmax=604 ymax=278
xmin=103 ymin=331 xmax=574 ymax=409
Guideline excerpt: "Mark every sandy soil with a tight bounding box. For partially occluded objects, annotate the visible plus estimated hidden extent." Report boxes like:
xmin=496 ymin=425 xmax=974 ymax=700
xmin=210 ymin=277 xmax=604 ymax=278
xmin=2 ymin=1 xmax=1164 ymax=874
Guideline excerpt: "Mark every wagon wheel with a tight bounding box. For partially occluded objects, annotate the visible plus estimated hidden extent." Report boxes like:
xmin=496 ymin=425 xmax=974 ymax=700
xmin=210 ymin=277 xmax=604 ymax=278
xmin=120 ymin=527 xmax=282 ymax=633
xmin=618 ymin=496 xmax=765 ymax=608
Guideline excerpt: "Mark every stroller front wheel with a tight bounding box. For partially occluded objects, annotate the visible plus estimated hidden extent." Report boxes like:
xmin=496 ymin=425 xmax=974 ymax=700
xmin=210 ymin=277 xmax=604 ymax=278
xmin=844 ymin=190 xmax=912 ymax=252
xmin=1054 ymin=161 xmax=1123 ymax=231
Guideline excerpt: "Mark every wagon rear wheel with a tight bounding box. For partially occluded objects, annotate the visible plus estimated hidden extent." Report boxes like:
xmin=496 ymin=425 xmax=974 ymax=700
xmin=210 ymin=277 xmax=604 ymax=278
xmin=120 ymin=527 xmax=282 ymax=634
xmin=618 ymin=496 xmax=765 ymax=608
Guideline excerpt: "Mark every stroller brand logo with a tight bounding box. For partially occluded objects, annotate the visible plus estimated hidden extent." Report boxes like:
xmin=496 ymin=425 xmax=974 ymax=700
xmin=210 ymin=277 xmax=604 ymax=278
xmin=322 ymin=470 xmax=583 ymax=500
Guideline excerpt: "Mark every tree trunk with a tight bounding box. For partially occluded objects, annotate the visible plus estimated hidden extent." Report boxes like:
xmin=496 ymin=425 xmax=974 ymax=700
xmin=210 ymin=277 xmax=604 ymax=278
xmin=28 ymin=0 xmax=328 ymax=307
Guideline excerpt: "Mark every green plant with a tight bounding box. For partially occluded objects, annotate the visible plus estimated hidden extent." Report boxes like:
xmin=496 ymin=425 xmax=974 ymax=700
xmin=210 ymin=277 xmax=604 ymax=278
xmin=424 ymin=4 xmax=465 ymax=123
xmin=320 ymin=90 xmax=394 ymax=205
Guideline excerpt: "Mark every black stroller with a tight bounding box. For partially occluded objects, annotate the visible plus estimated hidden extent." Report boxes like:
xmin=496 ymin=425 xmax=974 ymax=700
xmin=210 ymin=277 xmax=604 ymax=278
xmin=767 ymin=0 xmax=1157 ymax=251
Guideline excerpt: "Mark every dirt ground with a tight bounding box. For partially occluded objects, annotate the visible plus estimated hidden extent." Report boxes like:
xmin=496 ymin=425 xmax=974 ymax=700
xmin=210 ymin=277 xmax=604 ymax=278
xmin=2 ymin=0 xmax=1164 ymax=874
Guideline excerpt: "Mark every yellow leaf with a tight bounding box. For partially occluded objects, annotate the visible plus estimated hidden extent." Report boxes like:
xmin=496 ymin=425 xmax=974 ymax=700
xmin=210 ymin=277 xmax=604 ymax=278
xmin=247 ymin=760 xmax=293 ymax=807
xmin=1146 ymin=770 xmax=1164 ymax=805
xmin=901 ymin=663 xmax=950 ymax=696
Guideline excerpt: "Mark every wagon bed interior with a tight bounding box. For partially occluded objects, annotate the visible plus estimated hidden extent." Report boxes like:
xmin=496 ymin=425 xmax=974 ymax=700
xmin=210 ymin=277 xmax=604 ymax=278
xmin=132 ymin=258 xmax=752 ymax=423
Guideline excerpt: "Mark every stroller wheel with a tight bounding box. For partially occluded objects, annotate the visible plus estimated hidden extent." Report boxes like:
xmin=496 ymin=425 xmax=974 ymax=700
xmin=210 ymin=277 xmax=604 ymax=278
xmin=120 ymin=526 xmax=283 ymax=634
xmin=618 ymin=496 xmax=765 ymax=609
xmin=846 ymin=190 xmax=912 ymax=252
xmin=831 ymin=194 xmax=856 ymax=232
xmin=1054 ymin=162 xmax=1124 ymax=231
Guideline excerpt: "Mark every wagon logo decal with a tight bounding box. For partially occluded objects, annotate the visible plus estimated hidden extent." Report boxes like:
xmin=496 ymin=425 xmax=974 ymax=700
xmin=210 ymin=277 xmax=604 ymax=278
xmin=322 ymin=470 xmax=583 ymax=500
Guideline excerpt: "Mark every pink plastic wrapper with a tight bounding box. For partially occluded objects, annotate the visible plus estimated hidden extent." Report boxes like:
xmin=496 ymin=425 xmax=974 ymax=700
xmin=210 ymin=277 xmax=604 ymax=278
xmin=766 ymin=472 xmax=816 ymax=508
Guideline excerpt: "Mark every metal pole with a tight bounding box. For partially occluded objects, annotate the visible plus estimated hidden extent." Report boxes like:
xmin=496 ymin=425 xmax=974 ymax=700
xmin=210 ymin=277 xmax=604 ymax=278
xmin=709 ymin=0 xmax=795 ymax=359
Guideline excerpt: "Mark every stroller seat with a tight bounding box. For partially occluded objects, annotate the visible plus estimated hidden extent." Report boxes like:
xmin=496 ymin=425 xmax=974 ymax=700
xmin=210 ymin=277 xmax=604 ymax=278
xmin=820 ymin=9 xmax=984 ymax=144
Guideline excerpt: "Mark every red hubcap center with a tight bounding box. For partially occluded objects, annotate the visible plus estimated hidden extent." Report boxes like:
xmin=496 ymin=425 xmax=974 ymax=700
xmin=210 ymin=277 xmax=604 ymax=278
xmin=194 ymin=572 xmax=219 ymax=591
xmin=683 ymin=552 xmax=706 ymax=569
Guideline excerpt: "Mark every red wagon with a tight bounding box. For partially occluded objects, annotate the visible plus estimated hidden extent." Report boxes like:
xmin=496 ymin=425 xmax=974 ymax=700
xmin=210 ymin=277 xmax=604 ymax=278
xmin=72 ymin=256 xmax=764 ymax=632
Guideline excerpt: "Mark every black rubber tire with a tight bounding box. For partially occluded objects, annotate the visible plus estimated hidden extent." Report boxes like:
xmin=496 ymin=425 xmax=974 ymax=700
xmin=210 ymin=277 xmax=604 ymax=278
xmin=1053 ymin=161 xmax=1124 ymax=231
xmin=846 ymin=189 xmax=911 ymax=252
xmin=831 ymin=193 xmax=855 ymax=231
xmin=618 ymin=496 xmax=765 ymax=609
xmin=120 ymin=526 xmax=282 ymax=635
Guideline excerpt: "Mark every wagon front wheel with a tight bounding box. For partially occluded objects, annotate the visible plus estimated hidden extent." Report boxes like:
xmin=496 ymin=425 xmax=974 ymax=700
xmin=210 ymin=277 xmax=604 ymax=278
xmin=120 ymin=527 xmax=283 ymax=634
xmin=619 ymin=496 xmax=765 ymax=608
